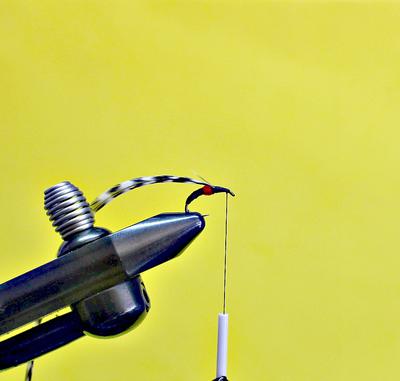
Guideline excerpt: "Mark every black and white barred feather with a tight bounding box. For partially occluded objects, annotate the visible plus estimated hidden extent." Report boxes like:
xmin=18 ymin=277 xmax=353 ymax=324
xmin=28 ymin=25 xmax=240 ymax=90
xmin=91 ymin=175 xmax=209 ymax=212
xmin=25 ymin=319 xmax=42 ymax=381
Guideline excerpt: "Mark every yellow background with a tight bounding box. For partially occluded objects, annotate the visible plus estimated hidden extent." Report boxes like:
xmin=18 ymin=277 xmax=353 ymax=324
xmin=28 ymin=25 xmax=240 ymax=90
xmin=1 ymin=1 xmax=400 ymax=380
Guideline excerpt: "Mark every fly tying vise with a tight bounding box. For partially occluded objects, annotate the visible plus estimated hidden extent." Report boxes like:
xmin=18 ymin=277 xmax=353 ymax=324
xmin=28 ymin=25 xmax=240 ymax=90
xmin=0 ymin=174 xmax=234 ymax=381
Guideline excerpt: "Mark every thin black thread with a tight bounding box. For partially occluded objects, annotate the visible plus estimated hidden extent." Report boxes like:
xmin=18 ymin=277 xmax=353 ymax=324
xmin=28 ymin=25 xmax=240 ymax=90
xmin=223 ymin=193 xmax=229 ymax=314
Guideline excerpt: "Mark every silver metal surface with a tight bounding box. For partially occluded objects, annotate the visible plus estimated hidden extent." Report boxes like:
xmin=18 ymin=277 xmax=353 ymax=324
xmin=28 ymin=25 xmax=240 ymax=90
xmin=74 ymin=277 xmax=150 ymax=337
xmin=44 ymin=182 xmax=94 ymax=240
xmin=112 ymin=212 xmax=205 ymax=277
xmin=0 ymin=212 xmax=205 ymax=335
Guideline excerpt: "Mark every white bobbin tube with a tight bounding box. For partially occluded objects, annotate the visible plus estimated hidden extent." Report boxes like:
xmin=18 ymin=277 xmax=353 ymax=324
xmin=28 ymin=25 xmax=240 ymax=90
xmin=216 ymin=313 xmax=229 ymax=378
